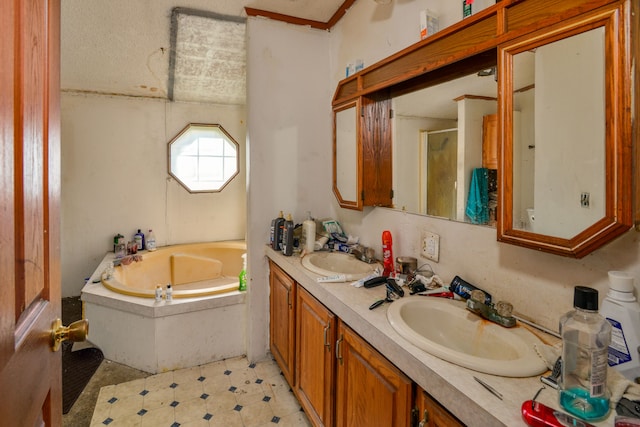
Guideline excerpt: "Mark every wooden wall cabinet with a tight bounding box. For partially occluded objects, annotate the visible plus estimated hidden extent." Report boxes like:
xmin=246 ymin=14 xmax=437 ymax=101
xmin=269 ymin=261 xmax=296 ymax=386
xmin=333 ymin=93 xmax=393 ymax=210
xmin=482 ymin=113 xmax=498 ymax=170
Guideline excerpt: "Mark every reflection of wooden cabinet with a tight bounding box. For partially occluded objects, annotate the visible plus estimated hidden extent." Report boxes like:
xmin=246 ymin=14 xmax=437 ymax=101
xmin=335 ymin=321 xmax=412 ymax=427
xmin=296 ymin=287 xmax=336 ymax=427
xmin=482 ymin=113 xmax=498 ymax=169
xmin=269 ymin=261 xmax=296 ymax=386
xmin=333 ymin=93 xmax=393 ymax=211
xmin=415 ymin=387 xmax=464 ymax=427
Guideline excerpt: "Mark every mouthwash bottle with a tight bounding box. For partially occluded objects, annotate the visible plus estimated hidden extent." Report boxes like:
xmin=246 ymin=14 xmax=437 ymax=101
xmin=559 ymin=286 xmax=611 ymax=421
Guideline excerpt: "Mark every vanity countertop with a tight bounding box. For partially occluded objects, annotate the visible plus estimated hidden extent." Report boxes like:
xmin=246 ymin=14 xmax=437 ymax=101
xmin=265 ymin=247 xmax=618 ymax=427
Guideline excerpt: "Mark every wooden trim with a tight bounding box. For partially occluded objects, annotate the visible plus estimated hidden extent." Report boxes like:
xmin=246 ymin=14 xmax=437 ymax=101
xmin=332 ymin=0 xmax=622 ymax=106
xmin=245 ymin=0 xmax=355 ymax=30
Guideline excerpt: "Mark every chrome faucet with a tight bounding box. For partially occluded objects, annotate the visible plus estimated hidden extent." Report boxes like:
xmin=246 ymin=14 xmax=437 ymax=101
xmin=466 ymin=290 xmax=516 ymax=328
xmin=350 ymin=245 xmax=376 ymax=264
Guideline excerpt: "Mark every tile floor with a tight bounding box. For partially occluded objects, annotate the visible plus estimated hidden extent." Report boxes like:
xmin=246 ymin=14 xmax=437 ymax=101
xmin=90 ymin=356 xmax=311 ymax=427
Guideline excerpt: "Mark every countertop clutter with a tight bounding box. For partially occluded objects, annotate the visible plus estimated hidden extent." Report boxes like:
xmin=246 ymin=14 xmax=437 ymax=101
xmin=265 ymin=247 xmax=619 ymax=426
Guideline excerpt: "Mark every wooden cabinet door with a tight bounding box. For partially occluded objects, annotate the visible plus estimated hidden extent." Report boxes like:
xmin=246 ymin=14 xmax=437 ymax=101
xmin=361 ymin=93 xmax=393 ymax=208
xmin=0 ymin=1 xmax=63 ymax=426
xmin=269 ymin=261 xmax=296 ymax=386
xmin=335 ymin=321 xmax=412 ymax=427
xmin=296 ymin=287 xmax=336 ymax=427
xmin=415 ymin=387 xmax=463 ymax=427
xmin=482 ymin=113 xmax=498 ymax=169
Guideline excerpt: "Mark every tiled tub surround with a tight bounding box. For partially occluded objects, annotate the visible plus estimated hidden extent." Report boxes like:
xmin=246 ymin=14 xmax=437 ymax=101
xmin=82 ymin=246 xmax=247 ymax=374
xmin=91 ymin=355 xmax=311 ymax=427
xmin=266 ymin=247 xmax=618 ymax=426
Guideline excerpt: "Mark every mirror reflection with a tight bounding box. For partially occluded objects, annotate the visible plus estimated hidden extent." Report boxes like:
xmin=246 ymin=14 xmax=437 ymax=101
xmin=334 ymin=102 xmax=359 ymax=207
xmin=391 ymin=68 xmax=498 ymax=225
xmin=510 ymin=27 xmax=605 ymax=238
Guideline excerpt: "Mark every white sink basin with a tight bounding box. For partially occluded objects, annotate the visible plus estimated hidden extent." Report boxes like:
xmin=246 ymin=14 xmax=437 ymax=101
xmin=301 ymin=251 xmax=379 ymax=281
xmin=387 ymin=297 xmax=548 ymax=377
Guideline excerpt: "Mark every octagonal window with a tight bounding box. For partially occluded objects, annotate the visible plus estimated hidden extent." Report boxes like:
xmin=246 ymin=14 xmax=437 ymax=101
xmin=168 ymin=123 xmax=239 ymax=193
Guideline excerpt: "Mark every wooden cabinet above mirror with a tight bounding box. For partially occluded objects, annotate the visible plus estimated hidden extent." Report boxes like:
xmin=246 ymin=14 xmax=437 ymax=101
xmin=332 ymin=0 xmax=637 ymax=255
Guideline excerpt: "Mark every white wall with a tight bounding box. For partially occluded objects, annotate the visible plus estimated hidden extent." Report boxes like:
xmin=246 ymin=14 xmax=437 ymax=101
xmin=245 ymin=18 xmax=333 ymax=360
xmin=328 ymin=0 xmax=640 ymax=333
xmin=61 ymin=94 xmax=246 ymax=296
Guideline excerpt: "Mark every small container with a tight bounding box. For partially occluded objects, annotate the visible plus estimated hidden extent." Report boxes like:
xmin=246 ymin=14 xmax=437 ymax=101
xmin=146 ymin=229 xmax=157 ymax=251
xmin=396 ymin=257 xmax=417 ymax=276
xmin=382 ymin=231 xmax=394 ymax=277
xmin=166 ymin=284 xmax=173 ymax=302
xmin=282 ymin=214 xmax=294 ymax=256
xmin=559 ymin=286 xmax=611 ymax=421
xmin=270 ymin=211 xmax=285 ymax=250
xmin=238 ymin=254 xmax=247 ymax=292
xmin=301 ymin=212 xmax=316 ymax=254
xmin=134 ymin=229 xmax=144 ymax=251
xmin=600 ymin=271 xmax=640 ymax=381
xmin=154 ymin=285 xmax=163 ymax=302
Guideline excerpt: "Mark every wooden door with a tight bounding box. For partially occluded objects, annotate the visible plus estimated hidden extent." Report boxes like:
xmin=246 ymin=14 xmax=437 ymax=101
xmin=0 ymin=0 xmax=62 ymax=426
xmin=296 ymin=287 xmax=336 ymax=427
xmin=335 ymin=322 xmax=412 ymax=427
xmin=269 ymin=261 xmax=296 ymax=386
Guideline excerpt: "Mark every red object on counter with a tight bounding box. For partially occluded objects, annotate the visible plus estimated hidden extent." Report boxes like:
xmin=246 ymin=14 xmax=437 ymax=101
xmin=522 ymin=400 xmax=597 ymax=427
xmin=382 ymin=230 xmax=394 ymax=277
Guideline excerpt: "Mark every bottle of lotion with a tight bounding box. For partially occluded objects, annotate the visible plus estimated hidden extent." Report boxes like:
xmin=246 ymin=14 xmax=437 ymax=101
xmin=146 ymin=229 xmax=157 ymax=251
xmin=600 ymin=271 xmax=640 ymax=381
xmin=302 ymin=212 xmax=316 ymax=254
xmin=166 ymin=284 xmax=173 ymax=302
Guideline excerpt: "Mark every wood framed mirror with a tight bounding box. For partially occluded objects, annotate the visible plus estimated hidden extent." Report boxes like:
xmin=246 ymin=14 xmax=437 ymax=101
xmin=333 ymin=100 xmax=362 ymax=209
xmin=497 ymin=5 xmax=633 ymax=258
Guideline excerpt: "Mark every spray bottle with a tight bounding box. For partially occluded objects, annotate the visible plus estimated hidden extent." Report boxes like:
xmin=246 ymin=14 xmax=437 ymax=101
xmin=238 ymin=253 xmax=247 ymax=292
xmin=382 ymin=230 xmax=394 ymax=277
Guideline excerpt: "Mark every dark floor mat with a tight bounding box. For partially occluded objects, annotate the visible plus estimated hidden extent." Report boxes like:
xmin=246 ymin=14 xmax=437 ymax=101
xmin=62 ymin=342 xmax=104 ymax=414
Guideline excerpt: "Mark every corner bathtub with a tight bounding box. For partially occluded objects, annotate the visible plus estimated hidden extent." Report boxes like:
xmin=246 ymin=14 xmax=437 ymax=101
xmin=103 ymin=241 xmax=246 ymax=298
xmin=81 ymin=240 xmax=247 ymax=373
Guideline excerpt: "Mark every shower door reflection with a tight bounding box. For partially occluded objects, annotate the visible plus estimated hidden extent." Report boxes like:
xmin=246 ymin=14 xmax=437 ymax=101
xmin=421 ymin=128 xmax=458 ymax=218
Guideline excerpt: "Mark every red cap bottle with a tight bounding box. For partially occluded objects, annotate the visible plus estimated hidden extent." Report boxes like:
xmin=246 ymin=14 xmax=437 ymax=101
xmin=382 ymin=230 xmax=394 ymax=277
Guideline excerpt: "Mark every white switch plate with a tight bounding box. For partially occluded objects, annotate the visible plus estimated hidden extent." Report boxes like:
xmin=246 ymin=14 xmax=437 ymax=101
xmin=421 ymin=231 xmax=440 ymax=262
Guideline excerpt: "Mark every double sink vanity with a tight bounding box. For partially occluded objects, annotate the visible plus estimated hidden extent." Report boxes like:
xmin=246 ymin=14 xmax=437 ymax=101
xmin=265 ymin=247 xmax=611 ymax=426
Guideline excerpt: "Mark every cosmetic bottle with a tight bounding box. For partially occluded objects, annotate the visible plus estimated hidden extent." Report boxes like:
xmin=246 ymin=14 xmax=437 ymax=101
xmin=134 ymin=229 xmax=145 ymax=251
xmin=302 ymin=212 xmax=316 ymax=254
xmin=282 ymin=214 xmax=294 ymax=256
xmin=270 ymin=211 xmax=285 ymax=250
xmin=166 ymin=284 xmax=173 ymax=302
xmin=238 ymin=253 xmax=247 ymax=292
xmin=146 ymin=229 xmax=157 ymax=251
xmin=559 ymin=286 xmax=611 ymax=421
xmin=600 ymin=271 xmax=640 ymax=381
xmin=382 ymin=230 xmax=394 ymax=277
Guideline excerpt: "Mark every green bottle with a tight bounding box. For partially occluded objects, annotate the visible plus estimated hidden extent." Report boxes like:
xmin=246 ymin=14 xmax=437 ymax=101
xmin=238 ymin=253 xmax=247 ymax=291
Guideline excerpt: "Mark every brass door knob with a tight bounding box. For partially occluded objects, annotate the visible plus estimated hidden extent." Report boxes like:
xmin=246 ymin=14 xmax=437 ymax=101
xmin=50 ymin=318 xmax=89 ymax=351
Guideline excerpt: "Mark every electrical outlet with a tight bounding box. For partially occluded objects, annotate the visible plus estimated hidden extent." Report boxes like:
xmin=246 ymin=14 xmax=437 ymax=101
xmin=581 ymin=192 xmax=590 ymax=208
xmin=421 ymin=231 xmax=440 ymax=262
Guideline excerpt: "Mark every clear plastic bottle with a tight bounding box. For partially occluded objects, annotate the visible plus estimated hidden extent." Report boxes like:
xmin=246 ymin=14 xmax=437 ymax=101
xmin=146 ymin=229 xmax=157 ymax=251
xmin=238 ymin=253 xmax=247 ymax=292
xmin=559 ymin=286 xmax=611 ymax=421
xmin=166 ymin=284 xmax=173 ymax=302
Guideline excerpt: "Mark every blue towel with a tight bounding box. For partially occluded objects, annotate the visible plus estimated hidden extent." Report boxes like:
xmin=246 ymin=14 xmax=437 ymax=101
xmin=466 ymin=168 xmax=489 ymax=224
